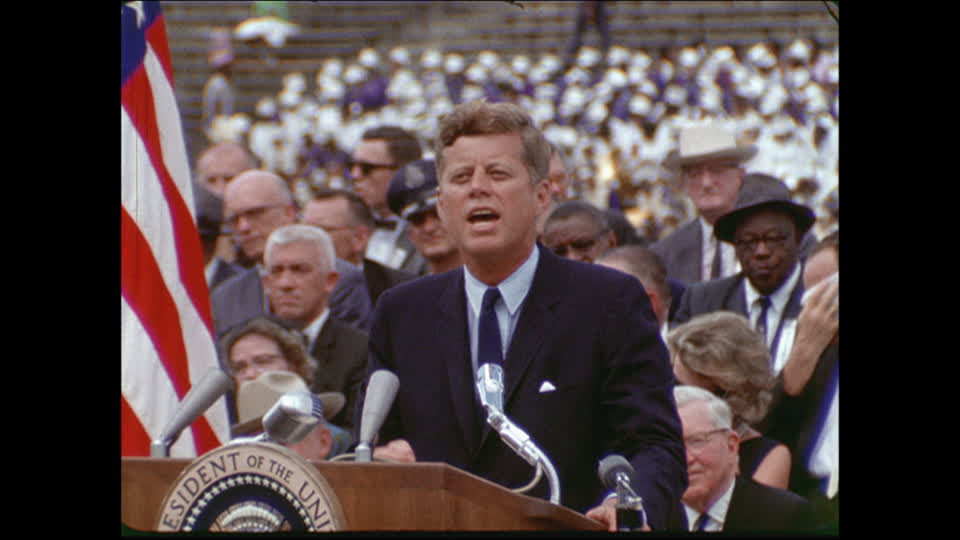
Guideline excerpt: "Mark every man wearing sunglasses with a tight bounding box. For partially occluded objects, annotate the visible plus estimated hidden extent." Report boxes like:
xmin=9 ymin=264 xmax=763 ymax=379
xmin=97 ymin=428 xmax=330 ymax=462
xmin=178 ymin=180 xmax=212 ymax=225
xmin=348 ymin=126 xmax=426 ymax=274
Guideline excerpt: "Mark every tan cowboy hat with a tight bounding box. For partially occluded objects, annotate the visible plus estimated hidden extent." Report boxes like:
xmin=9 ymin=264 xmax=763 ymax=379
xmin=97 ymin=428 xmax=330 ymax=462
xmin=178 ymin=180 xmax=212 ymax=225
xmin=231 ymin=371 xmax=345 ymax=436
xmin=662 ymin=123 xmax=757 ymax=170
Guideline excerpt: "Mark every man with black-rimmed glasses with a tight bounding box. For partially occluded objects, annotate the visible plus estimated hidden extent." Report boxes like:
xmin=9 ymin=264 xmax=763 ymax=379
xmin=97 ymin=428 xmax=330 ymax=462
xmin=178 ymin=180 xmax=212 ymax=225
xmin=210 ymin=170 xmax=373 ymax=341
xmin=671 ymin=174 xmax=816 ymax=370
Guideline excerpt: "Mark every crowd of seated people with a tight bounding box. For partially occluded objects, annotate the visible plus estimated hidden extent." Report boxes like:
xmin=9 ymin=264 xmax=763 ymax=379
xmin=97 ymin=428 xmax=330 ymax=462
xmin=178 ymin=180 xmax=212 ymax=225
xmin=204 ymin=37 xmax=838 ymax=245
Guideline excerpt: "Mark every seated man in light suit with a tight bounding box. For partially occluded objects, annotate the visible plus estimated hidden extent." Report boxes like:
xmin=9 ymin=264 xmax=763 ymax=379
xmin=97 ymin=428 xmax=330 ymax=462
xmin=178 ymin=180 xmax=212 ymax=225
xmin=675 ymin=385 xmax=815 ymax=533
xmin=359 ymin=100 xmax=687 ymax=531
xmin=672 ymin=174 xmax=817 ymax=364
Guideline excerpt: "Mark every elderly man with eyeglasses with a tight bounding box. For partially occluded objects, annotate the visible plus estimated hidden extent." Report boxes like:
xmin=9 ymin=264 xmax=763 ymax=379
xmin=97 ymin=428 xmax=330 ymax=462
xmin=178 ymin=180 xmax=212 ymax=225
xmin=671 ymin=174 xmax=817 ymax=370
xmin=674 ymin=385 xmax=815 ymax=532
xmin=210 ymin=170 xmax=374 ymax=341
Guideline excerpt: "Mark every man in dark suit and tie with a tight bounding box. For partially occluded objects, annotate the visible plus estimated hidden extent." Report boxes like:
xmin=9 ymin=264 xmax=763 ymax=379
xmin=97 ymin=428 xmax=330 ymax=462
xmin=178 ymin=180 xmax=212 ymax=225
xmin=674 ymin=385 xmax=815 ymax=533
xmin=349 ymin=126 xmax=427 ymax=274
xmin=672 ymin=174 xmax=817 ymax=364
xmin=262 ymin=223 xmax=369 ymax=431
xmin=211 ymin=170 xmax=373 ymax=337
xmin=360 ymin=101 xmax=687 ymax=530
xmin=193 ymin=181 xmax=242 ymax=291
xmin=651 ymin=123 xmax=757 ymax=286
xmin=302 ymin=188 xmax=417 ymax=305
xmin=651 ymin=124 xmax=816 ymax=286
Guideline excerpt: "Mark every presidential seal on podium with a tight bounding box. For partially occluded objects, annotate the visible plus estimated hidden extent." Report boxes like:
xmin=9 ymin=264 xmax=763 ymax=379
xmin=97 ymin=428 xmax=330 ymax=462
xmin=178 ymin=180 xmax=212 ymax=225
xmin=155 ymin=441 xmax=346 ymax=532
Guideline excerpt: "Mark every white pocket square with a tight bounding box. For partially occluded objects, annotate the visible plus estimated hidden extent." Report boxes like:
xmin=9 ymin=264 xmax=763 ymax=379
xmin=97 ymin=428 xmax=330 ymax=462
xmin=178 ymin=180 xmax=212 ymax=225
xmin=538 ymin=381 xmax=556 ymax=393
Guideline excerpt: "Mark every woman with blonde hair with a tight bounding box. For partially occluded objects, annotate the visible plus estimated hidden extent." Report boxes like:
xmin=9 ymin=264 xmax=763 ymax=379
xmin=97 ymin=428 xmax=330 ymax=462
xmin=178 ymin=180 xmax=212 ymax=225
xmin=667 ymin=311 xmax=792 ymax=490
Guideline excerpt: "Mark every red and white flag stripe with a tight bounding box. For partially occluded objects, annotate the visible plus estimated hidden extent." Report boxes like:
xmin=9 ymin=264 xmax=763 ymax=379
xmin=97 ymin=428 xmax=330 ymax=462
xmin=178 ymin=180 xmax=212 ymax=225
xmin=121 ymin=2 xmax=230 ymax=457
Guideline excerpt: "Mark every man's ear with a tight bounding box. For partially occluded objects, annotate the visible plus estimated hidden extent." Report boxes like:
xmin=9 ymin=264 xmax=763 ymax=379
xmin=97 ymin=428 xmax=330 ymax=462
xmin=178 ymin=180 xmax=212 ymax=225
xmin=318 ymin=425 xmax=333 ymax=460
xmin=325 ymin=271 xmax=339 ymax=294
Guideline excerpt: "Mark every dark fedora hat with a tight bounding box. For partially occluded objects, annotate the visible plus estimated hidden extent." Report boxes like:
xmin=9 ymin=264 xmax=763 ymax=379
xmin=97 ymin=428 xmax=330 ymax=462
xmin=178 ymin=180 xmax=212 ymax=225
xmin=715 ymin=173 xmax=816 ymax=243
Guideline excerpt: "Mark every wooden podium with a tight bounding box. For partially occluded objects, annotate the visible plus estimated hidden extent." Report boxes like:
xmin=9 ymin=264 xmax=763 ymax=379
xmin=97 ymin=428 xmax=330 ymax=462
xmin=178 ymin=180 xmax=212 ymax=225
xmin=121 ymin=457 xmax=605 ymax=531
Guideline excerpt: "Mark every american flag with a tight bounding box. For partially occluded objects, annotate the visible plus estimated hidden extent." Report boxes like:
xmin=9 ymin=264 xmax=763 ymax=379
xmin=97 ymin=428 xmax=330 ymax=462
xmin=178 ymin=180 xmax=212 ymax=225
xmin=121 ymin=1 xmax=230 ymax=457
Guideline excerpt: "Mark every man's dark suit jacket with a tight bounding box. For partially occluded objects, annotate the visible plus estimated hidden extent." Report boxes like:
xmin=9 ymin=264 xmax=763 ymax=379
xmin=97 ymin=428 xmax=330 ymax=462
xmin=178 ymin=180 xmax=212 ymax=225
xmin=208 ymin=257 xmax=243 ymax=291
xmin=362 ymin=244 xmax=687 ymax=527
xmin=362 ymin=257 xmax=418 ymax=307
xmin=724 ymin=476 xmax=816 ymax=532
xmin=671 ymin=270 xmax=805 ymax=348
xmin=761 ymin=343 xmax=839 ymax=503
xmin=210 ymin=257 xmax=373 ymax=339
xmin=652 ymin=219 xmax=818 ymax=286
xmin=309 ymin=317 xmax=369 ymax=431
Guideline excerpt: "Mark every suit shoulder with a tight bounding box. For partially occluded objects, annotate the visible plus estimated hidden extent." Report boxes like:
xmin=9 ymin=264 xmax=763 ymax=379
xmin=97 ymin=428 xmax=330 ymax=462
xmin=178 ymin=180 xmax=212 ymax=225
xmin=650 ymin=220 xmax=698 ymax=253
xmin=328 ymin=316 xmax=370 ymax=342
xmin=378 ymin=269 xmax=452 ymax=304
xmin=211 ymin=267 xmax=257 ymax=298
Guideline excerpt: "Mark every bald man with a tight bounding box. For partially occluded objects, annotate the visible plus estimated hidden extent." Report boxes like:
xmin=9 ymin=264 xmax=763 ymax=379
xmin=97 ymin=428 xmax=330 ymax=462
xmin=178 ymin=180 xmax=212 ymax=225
xmin=210 ymin=171 xmax=373 ymax=343
xmin=195 ymin=141 xmax=257 ymax=196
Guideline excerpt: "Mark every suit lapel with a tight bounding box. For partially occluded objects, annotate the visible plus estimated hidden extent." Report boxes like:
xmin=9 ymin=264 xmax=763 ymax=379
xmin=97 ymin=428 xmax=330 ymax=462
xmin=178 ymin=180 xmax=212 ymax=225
xmin=727 ymin=275 xmax=749 ymax=315
xmin=680 ymin=221 xmax=704 ymax=284
xmin=478 ymin=246 xmax=563 ymax=450
xmin=436 ymin=270 xmax=480 ymax=453
xmin=310 ymin=318 xmax=336 ymax=364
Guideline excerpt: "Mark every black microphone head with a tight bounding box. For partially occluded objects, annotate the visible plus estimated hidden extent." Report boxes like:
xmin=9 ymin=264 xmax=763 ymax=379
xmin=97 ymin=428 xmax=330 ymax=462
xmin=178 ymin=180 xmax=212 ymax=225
xmin=598 ymin=454 xmax=634 ymax=489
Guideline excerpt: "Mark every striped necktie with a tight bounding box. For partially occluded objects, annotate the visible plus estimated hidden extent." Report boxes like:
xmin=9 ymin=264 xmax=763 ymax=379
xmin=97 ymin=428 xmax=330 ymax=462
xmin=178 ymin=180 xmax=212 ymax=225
xmin=756 ymin=296 xmax=772 ymax=342
xmin=693 ymin=511 xmax=711 ymax=531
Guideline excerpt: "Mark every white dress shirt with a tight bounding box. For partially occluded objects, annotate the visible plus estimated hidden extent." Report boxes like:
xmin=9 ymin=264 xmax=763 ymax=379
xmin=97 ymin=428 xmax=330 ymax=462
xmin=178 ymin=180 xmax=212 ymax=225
xmin=744 ymin=262 xmax=802 ymax=352
xmin=684 ymin=477 xmax=735 ymax=532
xmin=699 ymin=218 xmax=739 ymax=281
xmin=365 ymin=218 xmax=410 ymax=269
xmin=463 ymin=245 xmax=539 ymax=377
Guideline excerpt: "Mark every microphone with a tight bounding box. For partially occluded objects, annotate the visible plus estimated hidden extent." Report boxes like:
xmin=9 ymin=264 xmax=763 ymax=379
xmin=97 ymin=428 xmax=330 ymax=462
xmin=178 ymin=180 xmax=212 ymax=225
xmin=475 ymin=365 xmax=561 ymax=505
xmin=259 ymin=391 xmax=324 ymax=445
xmin=151 ymin=368 xmax=235 ymax=457
xmin=476 ymin=363 xmax=505 ymax=414
xmin=598 ymin=455 xmax=647 ymax=531
xmin=355 ymin=369 xmax=400 ymax=462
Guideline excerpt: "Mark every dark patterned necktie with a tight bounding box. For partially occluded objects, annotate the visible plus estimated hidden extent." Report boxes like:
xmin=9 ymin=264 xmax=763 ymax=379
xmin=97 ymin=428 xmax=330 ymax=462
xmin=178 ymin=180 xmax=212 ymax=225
xmin=756 ymin=296 xmax=772 ymax=341
xmin=710 ymin=239 xmax=723 ymax=279
xmin=694 ymin=511 xmax=711 ymax=531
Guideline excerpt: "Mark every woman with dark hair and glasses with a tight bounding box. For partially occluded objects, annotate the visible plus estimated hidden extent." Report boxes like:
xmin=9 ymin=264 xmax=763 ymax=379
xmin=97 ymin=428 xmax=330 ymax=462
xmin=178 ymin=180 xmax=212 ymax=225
xmin=666 ymin=311 xmax=792 ymax=491
xmin=220 ymin=315 xmax=317 ymax=387
xmin=219 ymin=316 xmax=353 ymax=456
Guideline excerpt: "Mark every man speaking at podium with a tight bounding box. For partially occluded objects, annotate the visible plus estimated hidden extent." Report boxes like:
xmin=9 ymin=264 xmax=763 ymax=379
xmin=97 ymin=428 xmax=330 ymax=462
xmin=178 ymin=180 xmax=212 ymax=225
xmin=358 ymin=100 xmax=687 ymax=531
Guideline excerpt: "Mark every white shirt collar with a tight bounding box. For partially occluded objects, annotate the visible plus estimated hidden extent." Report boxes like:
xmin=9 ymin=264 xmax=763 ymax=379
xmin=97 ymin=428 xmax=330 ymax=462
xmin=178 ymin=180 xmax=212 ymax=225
xmin=744 ymin=260 xmax=802 ymax=313
xmin=463 ymin=245 xmax=539 ymax=319
xmin=699 ymin=217 xmax=739 ymax=280
xmin=204 ymin=256 xmax=220 ymax=286
xmin=684 ymin=476 xmax=736 ymax=532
